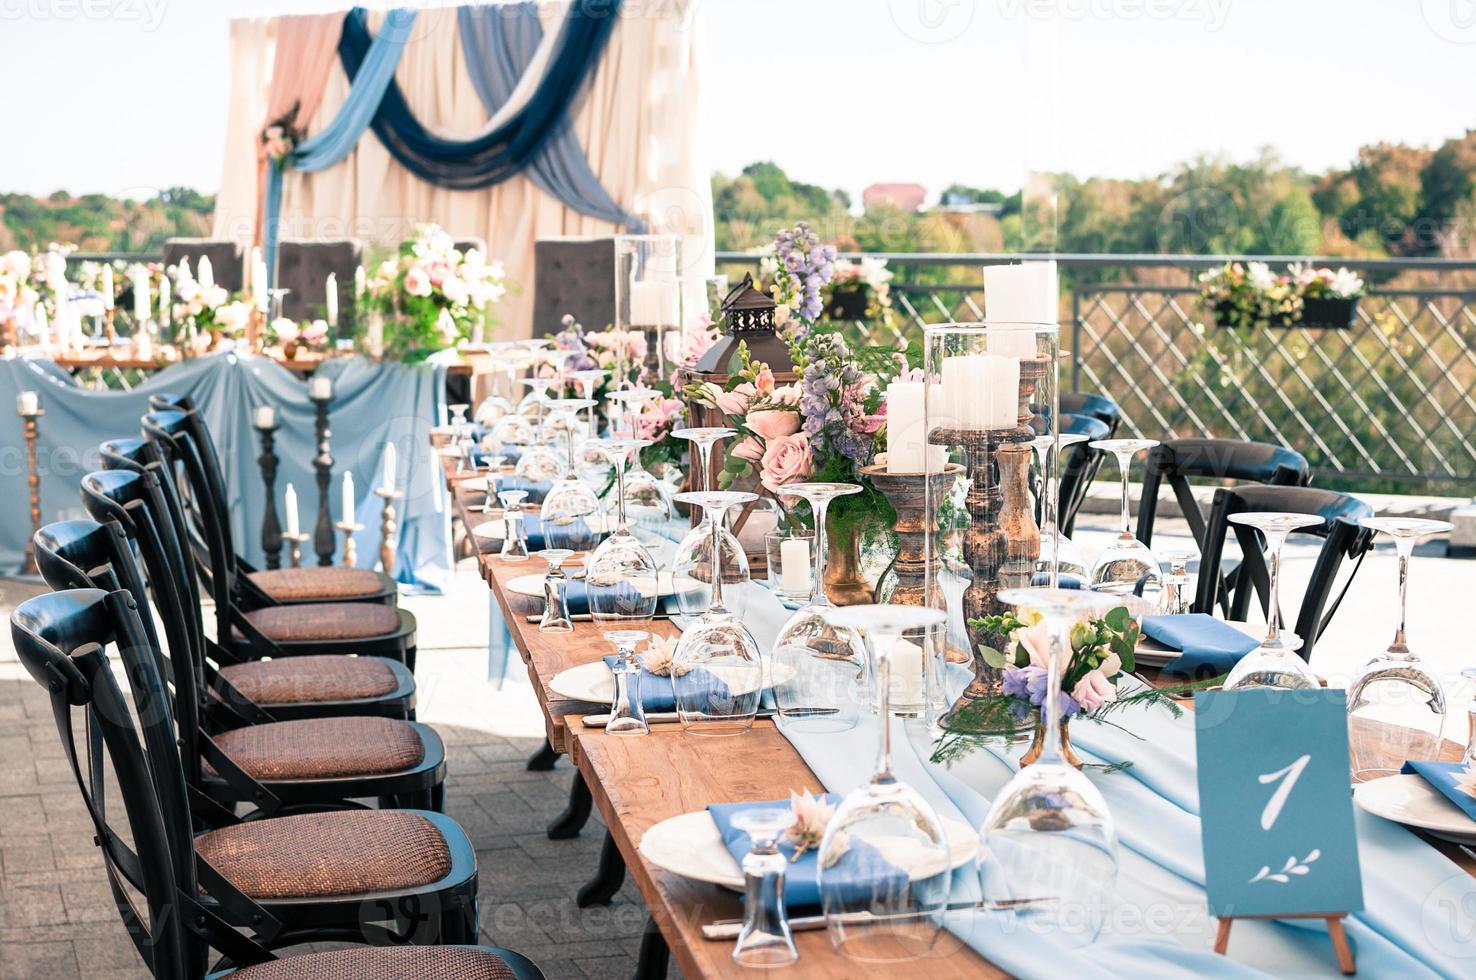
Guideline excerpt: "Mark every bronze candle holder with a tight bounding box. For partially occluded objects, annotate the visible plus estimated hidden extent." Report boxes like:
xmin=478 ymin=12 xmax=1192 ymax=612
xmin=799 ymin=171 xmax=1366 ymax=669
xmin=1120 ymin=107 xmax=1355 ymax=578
xmin=335 ymin=521 xmax=365 ymax=568
xmin=375 ymin=487 xmax=403 ymax=576
xmin=282 ymin=531 xmax=310 ymax=568
xmin=19 ymin=407 xmax=43 ymax=575
xmin=859 ymin=462 xmax=961 ymax=607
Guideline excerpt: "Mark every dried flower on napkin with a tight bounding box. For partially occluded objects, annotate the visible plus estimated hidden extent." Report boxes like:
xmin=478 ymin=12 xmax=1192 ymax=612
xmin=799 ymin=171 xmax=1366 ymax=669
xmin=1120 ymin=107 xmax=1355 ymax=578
xmin=786 ymin=788 xmax=837 ymax=862
xmin=641 ymin=635 xmax=687 ymax=677
xmin=1455 ymin=765 xmax=1476 ymax=800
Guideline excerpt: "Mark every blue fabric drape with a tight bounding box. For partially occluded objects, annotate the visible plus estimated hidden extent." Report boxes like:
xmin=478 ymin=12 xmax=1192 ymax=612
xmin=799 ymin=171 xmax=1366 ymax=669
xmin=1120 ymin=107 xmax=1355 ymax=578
xmin=264 ymin=8 xmax=419 ymax=285
xmin=457 ymin=3 xmax=644 ymax=231
xmin=0 ymin=352 xmax=451 ymax=593
xmin=339 ymin=2 xmax=622 ymax=191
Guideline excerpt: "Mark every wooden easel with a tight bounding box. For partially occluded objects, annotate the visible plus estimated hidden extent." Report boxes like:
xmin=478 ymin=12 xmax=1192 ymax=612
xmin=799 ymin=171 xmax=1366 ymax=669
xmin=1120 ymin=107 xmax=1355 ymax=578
xmin=1215 ymin=913 xmax=1355 ymax=975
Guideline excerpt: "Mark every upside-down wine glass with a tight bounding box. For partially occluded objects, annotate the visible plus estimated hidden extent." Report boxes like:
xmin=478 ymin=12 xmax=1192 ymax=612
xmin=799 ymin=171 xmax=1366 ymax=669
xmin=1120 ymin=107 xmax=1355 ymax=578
xmin=569 ymin=369 xmax=609 ymax=436
xmin=980 ymin=587 xmax=1121 ymax=947
xmin=816 ymin=604 xmax=952 ymax=962
xmin=537 ymin=549 xmax=575 ymax=633
xmin=1157 ymin=545 xmax=1200 ymax=615
xmin=671 ymin=491 xmax=764 ymax=736
xmin=771 ymin=483 xmax=866 ymax=734
xmin=1029 ymin=432 xmax=1089 ymax=588
xmin=585 ymin=439 xmax=660 ymax=626
xmin=604 ymin=629 xmax=650 ymax=736
xmin=497 ymin=490 xmax=530 ymax=562
xmin=514 ymin=379 xmax=567 ymax=485
xmin=1221 ymin=512 xmax=1325 ymax=691
xmin=1087 ymin=439 xmax=1163 ymax=599
xmin=1347 ymin=517 xmax=1454 ymax=781
xmin=608 ymin=388 xmax=673 ymax=526
xmin=730 ymin=808 xmax=800 ymax=968
xmin=670 ymin=427 xmax=747 ymax=617
xmin=539 ymin=400 xmax=606 ymax=553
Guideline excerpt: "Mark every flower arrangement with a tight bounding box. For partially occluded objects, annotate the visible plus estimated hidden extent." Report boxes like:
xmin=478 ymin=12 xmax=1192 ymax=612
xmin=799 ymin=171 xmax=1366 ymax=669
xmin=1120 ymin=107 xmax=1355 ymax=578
xmin=786 ymin=789 xmax=836 ymax=862
xmin=761 ymin=221 xmax=836 ymax=336
xmin=260 ymin=103 xmax=303 ymax=163
xmin=1199 ymin=261 xmax=1364 ymax=331
xmin=685 ymin=344 xmax=805 ymax=493
xmin=363 ymin=224 xmax=508 ymax=362
xmin=263 ymin=317 xmax=330 ymax=356
xmin=824 ymin=256 xmax=895 ymax=326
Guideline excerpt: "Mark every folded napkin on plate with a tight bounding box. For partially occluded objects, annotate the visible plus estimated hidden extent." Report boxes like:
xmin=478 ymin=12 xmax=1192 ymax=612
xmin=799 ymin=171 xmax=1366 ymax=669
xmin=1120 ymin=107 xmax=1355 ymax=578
xmin=598 ymin=655 xmax=731 ymax=713
xmin=471 ymin=441 xmax=524 ymax=464
xmin=1140 ymin=613 xmax=1258 ymax=680
xmin=483 ymin=476 xmax=553 ymax=504
xmin=708 ymin=796 xmax=909 ymax=910
xmin=500 ymin=515 xmax=607 ymax=552
xmin=562 ymin=580 xmax=674 ymax=618
xmin=1401 ymin=760 xmax=1476 ymax=822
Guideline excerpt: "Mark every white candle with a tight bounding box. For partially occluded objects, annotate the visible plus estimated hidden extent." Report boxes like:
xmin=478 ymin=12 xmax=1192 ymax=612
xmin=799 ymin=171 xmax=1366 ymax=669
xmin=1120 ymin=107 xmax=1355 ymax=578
xmin=159 ymin=275 xmax=171 ymax=327
xmin=382 ymin=442 xmax=396 ymax=493
xmin=988 ymin=355 xmax=1021 ymax=428
xmin=253 ymin=255 xmax=268 ymax=310
xmin=940 ymin=353 xmax=1019 ymax=429
xmin=309 ymin=375 xmax=333 ymax=401
xmin=342 ymin=472 xmax=355 ymax=527
xmin=253 ymin=405 xmax=276 ymax=429
xmin=325 ymin=273 xmax=338 ymax=327
xmin=132 ymin=270 xmax=150 ymax=323
xmin=176 ymin=256 xmax=191 ymax=284
xmin=284 ymin=483 xmax=300 ymax=538
xmin=984 ymin=260 xmax=1059 ymax=339
xmin=242 ymin=249 xmax=253 ymax=295
xmin=780 ymin=537 xmax=812 ymax=595
xmin=35 ymin=306 xmax=49 ymax=347
xmin=886 ymin=381 xmax=927 ymax=473
xmin=101 ymin=266 xmax=114 ymax=309
xmin=197 ymin=256 xmax=213 ymax=290
xmin=16 ymin=391 xmax=39 ymax=416
xmin=354 ymin=264 xmax=366 ymax=298
xmin=885 ymin=637 xmax=926 ymax=713
xmin=628 ymin=280 xmax=679 ymax=327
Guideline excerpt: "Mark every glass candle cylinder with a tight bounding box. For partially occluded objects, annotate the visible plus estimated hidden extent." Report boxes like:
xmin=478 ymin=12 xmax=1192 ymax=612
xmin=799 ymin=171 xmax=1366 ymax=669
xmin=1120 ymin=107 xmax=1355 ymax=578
xmin=614 ymin=234 xmax=682 ymax=384
xmin=765 ymin=527 xmax=816 ymax=602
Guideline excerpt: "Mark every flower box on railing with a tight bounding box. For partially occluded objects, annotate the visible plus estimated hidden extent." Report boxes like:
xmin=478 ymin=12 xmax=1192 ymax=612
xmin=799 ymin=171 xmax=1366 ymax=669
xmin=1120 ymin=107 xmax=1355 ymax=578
xmin=1212 ymin=296 xmax=1359 ymax=331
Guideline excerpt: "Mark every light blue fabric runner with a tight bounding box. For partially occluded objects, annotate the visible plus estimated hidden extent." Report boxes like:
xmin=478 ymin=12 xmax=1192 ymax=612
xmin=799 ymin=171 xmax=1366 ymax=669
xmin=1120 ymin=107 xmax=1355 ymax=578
xmin=457 ymin=2 xmax=644 ymax=232
xmin=263 ymin=8 xmax=417 ymax=284
xmin=0 ymin=350 xmax=451 ymax=592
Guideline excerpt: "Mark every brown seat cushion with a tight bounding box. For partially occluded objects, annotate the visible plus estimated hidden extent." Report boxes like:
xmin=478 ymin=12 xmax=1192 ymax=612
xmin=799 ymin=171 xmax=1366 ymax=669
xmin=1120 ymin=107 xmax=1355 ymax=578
xmin=209 ymin=717 xmax=424 ymax=781
xmin=229 ymin=946 xmax=517 ymax=980
xmin=196 ymin=810 xmax=451 ymax=900
xmin=247 ymin=567 xmax=387 ymax=602
xmin=218 ymin=656 xmax=400 ymax=706
xmin=239 ymin=603 xmax=402 ymax=643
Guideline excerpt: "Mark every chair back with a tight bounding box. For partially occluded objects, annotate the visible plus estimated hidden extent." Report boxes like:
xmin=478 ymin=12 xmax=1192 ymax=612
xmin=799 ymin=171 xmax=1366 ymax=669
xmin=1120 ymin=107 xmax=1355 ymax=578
xmin=1058 ymin=413 xmax=1111 ymax=536
xmin=1194 ymin=484 xmax=1375 ymax=662
xmin=162 ymin=238 xmax=243 ymax=294
xmin=1137 ymin=438 xmax=1310 ymax=547
xmin=1059 ymin=391 xmax=1122 ymax=437
xmin=275 ymin=240 xmax=361 ymax=323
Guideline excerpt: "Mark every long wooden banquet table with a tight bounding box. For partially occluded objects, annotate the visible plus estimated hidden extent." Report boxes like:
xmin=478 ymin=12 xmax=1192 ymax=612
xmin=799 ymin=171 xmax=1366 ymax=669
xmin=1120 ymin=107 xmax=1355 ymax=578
xmin=433 ymin=438 xmax=1473 ymax=979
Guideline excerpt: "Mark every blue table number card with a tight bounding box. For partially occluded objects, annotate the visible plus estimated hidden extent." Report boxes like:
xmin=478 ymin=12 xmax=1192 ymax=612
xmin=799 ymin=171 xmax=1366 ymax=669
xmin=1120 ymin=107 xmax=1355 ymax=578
xmin=1194 ymin=688 xmax=1365 ymax=918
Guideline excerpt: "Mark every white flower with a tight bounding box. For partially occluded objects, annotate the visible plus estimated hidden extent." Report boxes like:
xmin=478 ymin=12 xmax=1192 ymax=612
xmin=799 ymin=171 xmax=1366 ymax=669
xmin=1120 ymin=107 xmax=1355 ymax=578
xmin=774 ymin=303 xmax=791 ymax=326
xmin=462 ymin=247 xmax=485 ymax=270
xmin=271 ymin=317 xmax=298 ymax=342
xmin=786 ymin=789 xmax=836 ymax=862
xmin=216 ymin=302 xmax=251 ymax=334
xmin=1246 ymin=261 xmax=1276 ymax=292
xmin=1331 ymin=268 xmax=1364 ymax=299
xmin=1 ymin=251 xmax=32 ymax=279
xmin=440 ymin=275 xmax=469 ymax=307
xmin=640 ymin=635 xmax=687 ymax=677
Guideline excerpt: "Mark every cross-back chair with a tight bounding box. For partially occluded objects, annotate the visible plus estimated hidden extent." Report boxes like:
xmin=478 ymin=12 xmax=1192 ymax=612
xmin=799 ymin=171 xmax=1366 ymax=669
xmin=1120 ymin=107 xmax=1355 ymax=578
xmin=1058 ymin=413 xmax=1112 ymax=536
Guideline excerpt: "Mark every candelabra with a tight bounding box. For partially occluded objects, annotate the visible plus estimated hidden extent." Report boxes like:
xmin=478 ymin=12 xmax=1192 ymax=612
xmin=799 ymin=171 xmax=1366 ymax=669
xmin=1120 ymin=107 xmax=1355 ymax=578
xmin=861 ymin=462 xmax=962 ymax=607
xmin=282 ymin=532 xmax=310 ymax=568
xmin=335 ymin=521 xmax=366 ymax=568
xmin=311 ymin=389 xmax=336 ymax=567
xmin=375 ymin=487 xmax=403 ymax=576
xmin=18 ymin=403 xmax=43 ymax=575
xmin=254 ymin=416 xmax=283 ymax=569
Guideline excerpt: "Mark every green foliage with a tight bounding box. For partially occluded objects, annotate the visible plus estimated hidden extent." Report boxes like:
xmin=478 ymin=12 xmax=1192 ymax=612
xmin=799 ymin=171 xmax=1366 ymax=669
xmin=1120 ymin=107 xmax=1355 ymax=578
xmin=0 ymin=188 xmax=214 ymax=252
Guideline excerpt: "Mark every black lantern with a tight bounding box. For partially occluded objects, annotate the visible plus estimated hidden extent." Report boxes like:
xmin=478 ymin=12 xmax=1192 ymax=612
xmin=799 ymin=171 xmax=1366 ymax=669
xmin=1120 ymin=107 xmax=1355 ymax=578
xmin=693 ymin=273 xmax=794 ymax=375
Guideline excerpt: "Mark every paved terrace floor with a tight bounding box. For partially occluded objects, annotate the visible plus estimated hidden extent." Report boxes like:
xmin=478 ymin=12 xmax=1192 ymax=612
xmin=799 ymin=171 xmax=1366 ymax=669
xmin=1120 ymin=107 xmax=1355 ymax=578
xmin=1 ymin=513 xmax=1472 ymax=979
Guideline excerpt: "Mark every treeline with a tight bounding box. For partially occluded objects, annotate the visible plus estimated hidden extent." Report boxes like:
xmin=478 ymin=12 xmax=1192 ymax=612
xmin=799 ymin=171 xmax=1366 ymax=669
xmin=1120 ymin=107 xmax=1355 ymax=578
xmin=0 ymin=187 xmax=214 ymax=253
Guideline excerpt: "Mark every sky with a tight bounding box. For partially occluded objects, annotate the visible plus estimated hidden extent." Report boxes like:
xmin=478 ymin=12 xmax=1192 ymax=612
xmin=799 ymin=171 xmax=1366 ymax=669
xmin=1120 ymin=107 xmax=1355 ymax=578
xmin=1 ymin=0 xmax=1474 ymax=204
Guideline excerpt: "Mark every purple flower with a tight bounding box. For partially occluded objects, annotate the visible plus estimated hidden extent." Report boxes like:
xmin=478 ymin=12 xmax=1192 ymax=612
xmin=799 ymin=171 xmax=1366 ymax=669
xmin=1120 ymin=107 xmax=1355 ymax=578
xmin=1005 ymin=665 xmax=1082 ymax=718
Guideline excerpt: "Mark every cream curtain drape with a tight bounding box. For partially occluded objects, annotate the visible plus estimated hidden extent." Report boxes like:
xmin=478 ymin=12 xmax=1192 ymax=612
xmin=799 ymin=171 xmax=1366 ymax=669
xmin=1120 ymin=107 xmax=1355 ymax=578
xmin=211 ymin=1 xmax=713 ymax=337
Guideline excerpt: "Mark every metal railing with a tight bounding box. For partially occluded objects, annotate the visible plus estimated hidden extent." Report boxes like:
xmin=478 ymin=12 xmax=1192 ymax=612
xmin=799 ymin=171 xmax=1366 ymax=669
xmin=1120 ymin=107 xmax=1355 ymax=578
xmin=717 ymin=252 xmax=1476 ymax=492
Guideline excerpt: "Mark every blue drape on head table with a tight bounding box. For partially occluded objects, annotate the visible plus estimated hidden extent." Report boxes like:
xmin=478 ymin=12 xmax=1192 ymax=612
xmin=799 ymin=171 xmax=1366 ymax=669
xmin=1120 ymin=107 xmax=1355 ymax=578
xmin=0 ymin=352 xmax=451 ymax=592
xmin=339 ymin=1 xmax=623 ymax=191
xmin=457 ymin=2 xmax=644 ymax=232
xmin=263 ymin=7 xmax=418 ymax=284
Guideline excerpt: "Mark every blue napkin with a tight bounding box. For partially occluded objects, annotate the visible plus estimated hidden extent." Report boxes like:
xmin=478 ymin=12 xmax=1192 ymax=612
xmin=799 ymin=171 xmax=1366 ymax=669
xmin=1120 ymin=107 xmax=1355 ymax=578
xmin=563 ymin=580 xmax=671 ymax=617
xmin=708 ymin=796 xmax=909 ymax=910
xmin=1141 ymin=613 xmax=1258 ymax=679
xmin=598 ymin=655 xmax=731 ymax=712
xmin=488 ymin=476 xmax=553 ymax=504
xmin=1401 ymin=761 xmax=1476 ymax=822
xmin=471 ymin=439 xmax=524 ymax=464
xmin=506 ymin=515 xmax=607 ymax=552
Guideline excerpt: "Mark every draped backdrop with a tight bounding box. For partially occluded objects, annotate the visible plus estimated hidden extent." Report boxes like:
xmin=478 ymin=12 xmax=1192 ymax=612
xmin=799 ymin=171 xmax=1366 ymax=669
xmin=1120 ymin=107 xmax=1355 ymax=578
xmin=216 ymin=1 xmax=713 ymax=336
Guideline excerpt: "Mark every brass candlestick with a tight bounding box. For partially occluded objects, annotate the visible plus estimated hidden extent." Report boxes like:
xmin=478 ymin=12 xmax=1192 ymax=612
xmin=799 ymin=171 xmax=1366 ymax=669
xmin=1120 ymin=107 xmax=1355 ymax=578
xmin=335 ymin=521 xmax=365 ymax=568
xmin=374 ymin=488 xmax=403 ymax=576
xmin=282 ymin=531 xmax=310 ymax=568
xmin=19 ymin=407 xmax=43 ymax=575
xmin=103 ymin=308 xmax=118 ymax=343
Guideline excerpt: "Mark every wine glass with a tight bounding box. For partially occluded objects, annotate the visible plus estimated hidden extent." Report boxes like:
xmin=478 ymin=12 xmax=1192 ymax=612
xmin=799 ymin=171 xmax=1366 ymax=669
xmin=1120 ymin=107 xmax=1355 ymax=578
xmin=815 ymin=604 xmax=952 ymax=962
xmin=486 ymin=414 xmax=534 ymax=453
xmin=609 ymin=388 xmax=673 ymax=526
xmin=477 ymin=455 xmax=505 ymax=514
xmin=1087 ymin=439 xmax=1163 ymax=599
xmin=1347 ymin=517 xmax=1454 ymax=781
xmin=771 ymin=483 xmax=866 ymax=734
xmin=497 ymin=490 xmax=530 ymax=562
xmin=1156 ymin=545 xmax=1200 ymax=615
xmin=514 ymin=381 xmax=568 ymax=484
xmin=586 ymin=439 xmax=660 ymax=626
xmin=1221 ymin=512 xmax=1325 ymax=691
xmin=671 ymin=491 xmax=764 ymax=736
xmin=1031 ymin=432 xmax=1090 ymax=587
xmin=670 ymin=427 xmax=747 ymax=617
xmin=730 ymin=809 xmax=800 ymax=968
xmin=569 ymin=369 xmax=609 ymax=435
xmin=604 ymin=629 xmax=650 ymax=736
xmin=537 ymin=549 xmax=575 ymax=633
xmin=981 ymin=587 xmax=1122 ymax=947
xmin=540 ymin=400 xmax=606 ymax=552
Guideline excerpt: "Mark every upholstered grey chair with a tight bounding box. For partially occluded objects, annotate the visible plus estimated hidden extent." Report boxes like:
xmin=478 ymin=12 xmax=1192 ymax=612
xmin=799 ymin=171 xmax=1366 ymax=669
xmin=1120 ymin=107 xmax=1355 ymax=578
xmin=533 ymin=237 xmax=616 ymax=337
xmin=162 ymin=239 xmax=244 ymax=294
xmin=275 ymin=240 xmax=362 ymax=326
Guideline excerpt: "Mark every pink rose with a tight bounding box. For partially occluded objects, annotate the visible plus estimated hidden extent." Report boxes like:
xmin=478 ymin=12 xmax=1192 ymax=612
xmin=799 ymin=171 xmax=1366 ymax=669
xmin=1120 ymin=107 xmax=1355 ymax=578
xmin=758 ymin=433 xmax=812 ymax=493
xmin=1072 ymin=669 xmax=1118 ymax=713
xmin=424 ymin=260 xmax=452 ymax=287
xmin=746 ymin=409 xmax=800 ymax=441
xmin=404 ymin=265 xmax=432 ymax=297
xmin=715 ymin=382 xmax=755 ymax=417
xmin=1015 ymin=620 xmax=1053 ymax=670
xmin=732 ymin=436 xmax=764 ymax=462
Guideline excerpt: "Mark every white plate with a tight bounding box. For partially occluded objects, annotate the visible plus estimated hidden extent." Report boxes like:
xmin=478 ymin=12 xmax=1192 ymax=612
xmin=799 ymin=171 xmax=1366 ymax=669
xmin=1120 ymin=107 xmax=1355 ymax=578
xmin=639 ymin=809 xmax=981 ymax=891
xmin=1134 ymin=619 xmax=1260 ymax=668
xmin=1355 ymin=774 xmax=1476 ymax=843
xmin=506 ymin=569 xmax=672 ymax=600
xmin=548 ymin=657 xmax=797 ymax=704
xmin=472 ymin=513 xmax=614 ymax=541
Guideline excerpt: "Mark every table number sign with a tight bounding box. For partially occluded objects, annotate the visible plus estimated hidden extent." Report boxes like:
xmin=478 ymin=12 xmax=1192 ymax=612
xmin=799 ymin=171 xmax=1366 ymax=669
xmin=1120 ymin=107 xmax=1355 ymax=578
xmin=1194 ymin=688 xmax=1363 ymax=974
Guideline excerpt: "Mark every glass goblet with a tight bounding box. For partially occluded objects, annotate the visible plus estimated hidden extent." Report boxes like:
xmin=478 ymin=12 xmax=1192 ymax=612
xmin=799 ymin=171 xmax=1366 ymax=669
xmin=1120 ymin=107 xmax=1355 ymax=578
xmin=981 ymin=587 xmax=1122 ymax=947
xmin=1031 ymin=432 xmax=1090 ymax=587
xmin=569 ymin=369 xmax=609 ymax=433
xmin=586 ymin=440 xmax=661 ymax=628
xmin=772 ymin=483 xmax=867 ymax=734
xmin=1222 ymin=512 xmax=1326 ymax=691
xmin=537 ymin=549 xmax=575 ymax=633
xmin=1087 ymin=439 xmax=1163 ymax=600
xmin=1156 ymin=545 xmax=1200 ymax=615
xmin=604 ymin=629 xmax=650 ymax=736
xmin=815 ymin=604 xmax=952 ymax=962
xmin=1347 ymin=517 xmax=1454 ymax=781
xmin=608 ymin=388 xmax=674 ymax=527
xmin=731 ymin=809 xmax=800 ymax=968
xmin=497 ymin=490 xmax=530 ymax=562
xmin=670 ymin=427 xmax=745 ymax=617
xmin=672 ymin=491 xmax=764 ymax=736
xmin=478 ymin=455 xmax=506 ymax=514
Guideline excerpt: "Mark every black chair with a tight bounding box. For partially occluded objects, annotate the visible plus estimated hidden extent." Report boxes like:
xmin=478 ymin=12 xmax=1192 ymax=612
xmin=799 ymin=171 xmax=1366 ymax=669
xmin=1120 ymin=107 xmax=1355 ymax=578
xmin=163 ymin=238 xmax=244 ymax=294
xmin=1058 ymin=413 xmax=1112 ymax=536
xmin=1136 ymin=438 xmax=1311 ymax=549
xmin=10 ymin=587 xmax=543 ymax=978
xmin=140 ymin=409 xmax=419 ymax=670
xmin=79 ymin=470 xmax=445 ymax=816
xmin=1194 ymin=485 xmax=1375 ymax=663
xmin=275 ymin=240 xmax=361 ymax=325
xmin=1059 ymin=391 xmax=1122 ymax=438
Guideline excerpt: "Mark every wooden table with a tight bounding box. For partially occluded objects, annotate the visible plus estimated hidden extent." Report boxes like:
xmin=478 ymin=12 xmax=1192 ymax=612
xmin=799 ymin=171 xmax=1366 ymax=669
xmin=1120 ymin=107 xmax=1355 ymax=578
xmin=49 ymin=345 xmax=476 ymax=375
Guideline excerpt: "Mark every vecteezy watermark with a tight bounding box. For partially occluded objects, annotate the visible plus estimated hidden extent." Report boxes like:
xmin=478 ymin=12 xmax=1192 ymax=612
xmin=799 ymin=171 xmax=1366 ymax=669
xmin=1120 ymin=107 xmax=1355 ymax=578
xmin=1421 ymin=0 xmax=1476 ymax=43
xmin=888 ymin=0 xmax=976 ymax=44
xmin=996 ymin=0 xmax=1232 ymax=31
xmin=0 ymin=0 xmax=169 ymax=31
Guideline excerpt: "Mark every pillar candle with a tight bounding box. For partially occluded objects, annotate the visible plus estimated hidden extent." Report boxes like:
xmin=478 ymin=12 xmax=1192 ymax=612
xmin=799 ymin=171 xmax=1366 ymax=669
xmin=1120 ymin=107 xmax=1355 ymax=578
xmin=159 ymin=275 xmax=171 ymax=328
xmin=986 ymin=354 xmax=1021 ymax=428
xmin=886 ymin=381 xmax=927 ymax=473
xmin=198 ymin=256 xmax=213 ymax=290
xmin=132 ymin=270 xmax=150 ymax=323
xmin=16 ymin=390 xmax=39 ymax=415
xmin=780 ymin=537 xmax=811 ymax=595
xmin=382 ymin=442 xmax=396 ymax=493
xmin=35 ymin=306 xmax=49 ymax=347
xmin=253 ymin=405 xmax=276 ymax=429
xmin=284 ymin=483 xmax=299 ymax=538
xmin=628 ymin=280 xmax=679 ymax=327
xmin=101 ymin=266 xmax=114 ymax=309
xmin=886 ymin=637 xmax=926 ymax=712
xmin=326 ymin=273 xmax=338 ymax=328
xmin=984 ymin=260 xmax=1059 ymax=340
xmin=310 ymin=375 xmax=332 ymax=401
xmin=354 ymin=265 xmax=366 ymax=298
xmin=342 ymin=472 xmax=355 ymax=527
xmin=242 ymin=248 xmax=253 ymax=295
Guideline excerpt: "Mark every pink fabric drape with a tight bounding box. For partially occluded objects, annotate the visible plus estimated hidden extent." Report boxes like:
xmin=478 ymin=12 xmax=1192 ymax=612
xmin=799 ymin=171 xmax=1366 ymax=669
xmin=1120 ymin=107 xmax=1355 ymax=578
xmin=254 ymin=12 xmax=347 ymax=245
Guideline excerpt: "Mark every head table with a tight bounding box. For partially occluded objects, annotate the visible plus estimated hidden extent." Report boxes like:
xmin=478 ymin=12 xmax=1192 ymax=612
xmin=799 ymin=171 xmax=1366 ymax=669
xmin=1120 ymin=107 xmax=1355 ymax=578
xmin=433 ymin=433 xmax=1476 ymax=980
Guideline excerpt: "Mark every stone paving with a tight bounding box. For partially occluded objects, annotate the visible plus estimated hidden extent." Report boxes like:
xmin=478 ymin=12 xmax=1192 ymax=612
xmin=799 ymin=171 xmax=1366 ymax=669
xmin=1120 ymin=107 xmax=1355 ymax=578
xmin=2 ymin=511 xmax=1473 ymax=978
